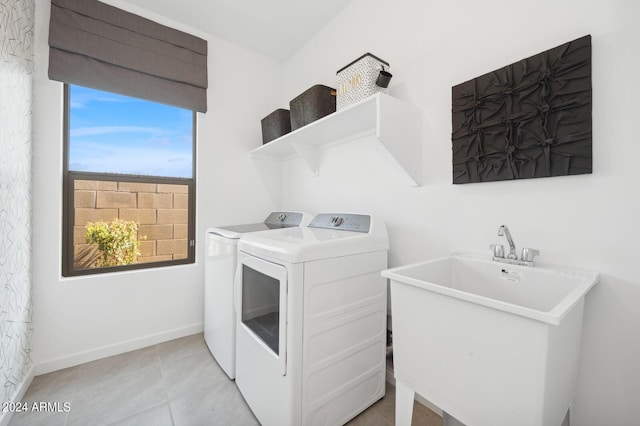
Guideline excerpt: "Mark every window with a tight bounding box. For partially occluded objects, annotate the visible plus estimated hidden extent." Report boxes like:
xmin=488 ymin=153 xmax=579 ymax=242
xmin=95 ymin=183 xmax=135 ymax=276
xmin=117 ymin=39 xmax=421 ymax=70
xmin=63 ymin=84 xmax=196 ymax=276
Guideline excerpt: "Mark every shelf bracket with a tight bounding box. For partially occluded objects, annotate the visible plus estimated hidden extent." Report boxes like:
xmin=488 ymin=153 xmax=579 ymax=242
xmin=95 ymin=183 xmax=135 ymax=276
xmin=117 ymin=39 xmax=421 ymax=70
xmin=376 ymin=94 xmax=423 ymax=186
xmin=290 ymin=141 xmax=319 ymax=176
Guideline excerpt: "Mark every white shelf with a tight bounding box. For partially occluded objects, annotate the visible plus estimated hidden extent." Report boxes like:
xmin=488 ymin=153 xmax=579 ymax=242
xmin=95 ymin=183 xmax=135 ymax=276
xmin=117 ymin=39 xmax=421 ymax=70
xmin=250 ymin=93 xmax=423 ymax=186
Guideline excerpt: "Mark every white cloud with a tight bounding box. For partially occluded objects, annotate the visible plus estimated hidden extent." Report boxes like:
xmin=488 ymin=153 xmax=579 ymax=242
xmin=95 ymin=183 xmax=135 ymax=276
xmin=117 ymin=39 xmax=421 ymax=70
xmin=69 ymin=141 xmax=192 ymax=178
xmin=70 ymin=126 xmax=169 ymax=138
xmin=70 ymin=92 xmax=133 ymax=109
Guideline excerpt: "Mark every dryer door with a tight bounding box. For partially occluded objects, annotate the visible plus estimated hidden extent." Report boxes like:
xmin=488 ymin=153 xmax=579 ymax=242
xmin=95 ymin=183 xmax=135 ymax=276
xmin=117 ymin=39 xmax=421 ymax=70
xmin=238 ymin=253 xmax=288 ymax=376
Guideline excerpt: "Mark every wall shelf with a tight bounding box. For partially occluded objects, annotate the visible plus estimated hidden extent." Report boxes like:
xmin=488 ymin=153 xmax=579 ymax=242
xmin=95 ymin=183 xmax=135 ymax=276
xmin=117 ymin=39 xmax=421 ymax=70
xmin=250 ymin=93 xmax=423 ymax=186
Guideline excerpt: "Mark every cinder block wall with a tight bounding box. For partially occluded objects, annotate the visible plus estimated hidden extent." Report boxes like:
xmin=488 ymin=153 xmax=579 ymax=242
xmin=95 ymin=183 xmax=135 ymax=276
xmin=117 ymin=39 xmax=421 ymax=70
xmin=73 ymin=179 xmax=188 ymax=269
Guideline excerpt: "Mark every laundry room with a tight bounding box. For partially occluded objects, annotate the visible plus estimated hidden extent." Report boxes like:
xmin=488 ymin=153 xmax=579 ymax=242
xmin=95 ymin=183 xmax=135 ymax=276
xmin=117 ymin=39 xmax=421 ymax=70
xmin=1 ymin=0 xmax=639 ymax=425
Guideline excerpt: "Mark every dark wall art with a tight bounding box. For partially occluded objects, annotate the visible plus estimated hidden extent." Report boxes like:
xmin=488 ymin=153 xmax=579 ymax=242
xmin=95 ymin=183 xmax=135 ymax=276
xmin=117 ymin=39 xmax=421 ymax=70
xmin=451 ymin=35 xmax=592 ymax=184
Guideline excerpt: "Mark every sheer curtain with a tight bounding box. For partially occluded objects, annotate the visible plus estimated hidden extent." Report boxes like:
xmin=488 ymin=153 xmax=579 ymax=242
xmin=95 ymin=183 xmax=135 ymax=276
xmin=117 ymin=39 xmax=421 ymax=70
xmin=0 ymin=0 xmax=35 ymax=410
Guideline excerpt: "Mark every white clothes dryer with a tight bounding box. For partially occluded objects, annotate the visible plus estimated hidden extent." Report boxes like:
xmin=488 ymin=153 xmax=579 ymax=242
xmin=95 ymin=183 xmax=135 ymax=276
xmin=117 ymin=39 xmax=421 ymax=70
xmin=204 ymin=211 xmax=312 ymax=379
xmin=235 ymin=213 xmax=389 ymax=425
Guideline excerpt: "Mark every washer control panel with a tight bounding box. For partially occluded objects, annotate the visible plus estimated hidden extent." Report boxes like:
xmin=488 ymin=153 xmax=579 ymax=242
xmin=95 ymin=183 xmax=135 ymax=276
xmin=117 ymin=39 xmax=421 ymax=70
xmin=308 ymin=214 xmax=371 ymax=233
xmin=264 ymin=212 xmax=304 ymax=227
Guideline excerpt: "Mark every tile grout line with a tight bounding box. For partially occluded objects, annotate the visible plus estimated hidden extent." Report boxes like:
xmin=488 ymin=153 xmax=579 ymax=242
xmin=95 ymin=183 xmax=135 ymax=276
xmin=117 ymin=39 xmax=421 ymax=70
xmin=18 ymin=335 xmax=210 ymax=426
xmin=69 ymin=346 xmax=169 ymax=426
xmin=155 ymin=343 xmax=177 ymax=426
xmin=63 ymin=365 xmax=83 ymax=426
xmin=100 ymin=344 xmax=172 ymax=426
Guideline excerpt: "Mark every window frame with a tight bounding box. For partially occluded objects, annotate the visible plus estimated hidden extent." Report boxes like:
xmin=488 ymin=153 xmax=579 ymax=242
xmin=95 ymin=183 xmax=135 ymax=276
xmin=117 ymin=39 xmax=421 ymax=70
xmin=62 ymin=84 xmax=197 ymax=277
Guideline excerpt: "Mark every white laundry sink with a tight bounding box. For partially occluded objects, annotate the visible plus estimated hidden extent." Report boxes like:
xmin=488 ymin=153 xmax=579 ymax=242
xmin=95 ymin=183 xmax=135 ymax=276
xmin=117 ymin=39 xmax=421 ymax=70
xmin=382 ymin=253 xmax=598 ymax=426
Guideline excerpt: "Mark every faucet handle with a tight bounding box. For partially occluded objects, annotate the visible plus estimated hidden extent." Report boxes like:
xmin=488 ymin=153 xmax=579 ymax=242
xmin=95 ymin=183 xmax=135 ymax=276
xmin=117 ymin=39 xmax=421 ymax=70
xmin=490 ymin=244 xmax=505 ymax=258
xmin=521 ymin=248 xmax=540 ymax=262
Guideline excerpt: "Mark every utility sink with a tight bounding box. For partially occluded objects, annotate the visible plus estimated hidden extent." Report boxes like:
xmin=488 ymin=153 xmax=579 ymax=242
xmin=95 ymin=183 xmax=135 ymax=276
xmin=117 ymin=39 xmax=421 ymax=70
xmin=382 ymin=253 xmax=598 ymax=426
xmin=385 ymin=253 xmax=598 ymax=326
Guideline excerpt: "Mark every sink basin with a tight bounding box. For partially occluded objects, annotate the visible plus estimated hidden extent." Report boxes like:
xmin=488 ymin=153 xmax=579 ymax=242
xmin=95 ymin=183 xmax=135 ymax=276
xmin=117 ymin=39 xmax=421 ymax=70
xmin=382 ymin=253 xmax=598 ymax=426
xmin=384 ymin=253 xmax=598 ymax=326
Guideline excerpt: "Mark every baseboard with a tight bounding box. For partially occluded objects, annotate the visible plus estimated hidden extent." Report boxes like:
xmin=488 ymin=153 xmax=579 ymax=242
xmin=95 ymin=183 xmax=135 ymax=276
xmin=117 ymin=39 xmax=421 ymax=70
xmin=34 ymin=323 xmax=203 ymax=376
xmin=0 ymin=366 xmax=35 ymax=426
xmin=386 ymin=363 xmax=443 ymax=417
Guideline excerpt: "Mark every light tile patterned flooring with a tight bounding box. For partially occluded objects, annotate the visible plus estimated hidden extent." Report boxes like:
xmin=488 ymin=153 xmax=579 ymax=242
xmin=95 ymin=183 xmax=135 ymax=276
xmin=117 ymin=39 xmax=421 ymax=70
xmin=9 ymin=333 xmax=441 ymax=426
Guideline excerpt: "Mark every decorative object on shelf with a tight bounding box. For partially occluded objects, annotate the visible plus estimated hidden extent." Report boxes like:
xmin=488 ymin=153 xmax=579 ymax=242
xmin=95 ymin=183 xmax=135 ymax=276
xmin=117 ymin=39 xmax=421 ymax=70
xmin=376 ymin=66 xmax=393 ymax=89
xmin=451 ymin=35 xmax=592 ymax=184
xmin=337 ymin=53 xmax=392 ymax=110
xmin=261 ymin=108 xmax=291 ymax=144
xmin=289 ymin=84 xmax=336 ymax=130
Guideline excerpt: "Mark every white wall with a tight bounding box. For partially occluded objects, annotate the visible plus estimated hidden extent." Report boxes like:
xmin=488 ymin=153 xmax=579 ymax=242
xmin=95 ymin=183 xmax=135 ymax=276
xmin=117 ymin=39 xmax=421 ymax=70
xmin=31 ymin=0 xmax=281 ymax=373
xmin=282 ymin=0 xmax=640 ymax=424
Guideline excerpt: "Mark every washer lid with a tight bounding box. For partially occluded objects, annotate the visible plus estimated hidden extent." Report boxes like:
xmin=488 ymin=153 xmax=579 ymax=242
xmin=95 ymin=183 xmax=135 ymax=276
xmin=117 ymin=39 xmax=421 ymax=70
xmin=207 ymin=211 xmax=312 ymax=239
xmin=209 ymin=223 xmax=272 ymax=239
xmin=238 ymin=214 xmax=389 ymax=263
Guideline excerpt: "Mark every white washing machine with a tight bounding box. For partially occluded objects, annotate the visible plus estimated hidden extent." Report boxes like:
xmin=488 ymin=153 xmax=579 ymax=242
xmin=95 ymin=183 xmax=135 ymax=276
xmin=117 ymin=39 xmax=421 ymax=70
xmin=235 ymin=213 xmax=389 ymax=425
xmin=204 ymin=211 xmax=312 ymax=379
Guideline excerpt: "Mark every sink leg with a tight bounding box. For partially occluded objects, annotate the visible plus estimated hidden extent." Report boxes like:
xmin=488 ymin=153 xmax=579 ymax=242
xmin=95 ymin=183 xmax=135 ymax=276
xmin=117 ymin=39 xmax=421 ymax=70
xmin=395 ymin=380 xmax=414 ymax=426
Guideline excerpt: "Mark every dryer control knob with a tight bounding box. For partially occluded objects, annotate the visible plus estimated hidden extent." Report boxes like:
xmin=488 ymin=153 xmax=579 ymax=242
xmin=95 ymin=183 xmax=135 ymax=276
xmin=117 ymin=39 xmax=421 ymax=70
xmin=278 ymin=214 xmax=287 ymax=222
xmin=333 ymin=216 xmax=344 ymax=226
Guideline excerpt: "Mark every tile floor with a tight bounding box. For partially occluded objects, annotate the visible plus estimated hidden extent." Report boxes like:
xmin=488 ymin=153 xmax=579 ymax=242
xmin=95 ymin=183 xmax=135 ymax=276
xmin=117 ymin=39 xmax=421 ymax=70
xmin=8 ymin=333 xmax=441 ymax=426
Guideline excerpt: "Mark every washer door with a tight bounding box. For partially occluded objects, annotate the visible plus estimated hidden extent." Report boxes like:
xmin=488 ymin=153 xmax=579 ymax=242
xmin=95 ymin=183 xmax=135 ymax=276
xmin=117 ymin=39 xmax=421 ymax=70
xmin=238 ymin=253 xmax=288 ymax=376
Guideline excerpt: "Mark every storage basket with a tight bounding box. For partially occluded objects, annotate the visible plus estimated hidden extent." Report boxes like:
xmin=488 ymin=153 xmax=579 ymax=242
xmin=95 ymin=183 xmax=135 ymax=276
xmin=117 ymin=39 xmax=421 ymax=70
xmin=336 ymin=53 xmax=391 ymax=110
xmin=289 ymin=84 xmax=336 ymax=130
xmin=261 ymin=109 xmax=291 ymax=144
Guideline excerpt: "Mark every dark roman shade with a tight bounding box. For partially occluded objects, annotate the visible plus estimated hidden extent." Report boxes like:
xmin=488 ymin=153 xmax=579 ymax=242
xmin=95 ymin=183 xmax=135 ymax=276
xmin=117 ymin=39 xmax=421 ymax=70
xmin=48 ymin=0 xmax=208 ymax=112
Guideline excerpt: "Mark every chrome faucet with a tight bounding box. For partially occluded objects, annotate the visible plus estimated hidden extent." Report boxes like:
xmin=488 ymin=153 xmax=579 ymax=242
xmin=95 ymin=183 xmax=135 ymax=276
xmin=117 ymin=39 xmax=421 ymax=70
xmin=490 ymin=225 xmax=539 ymax=267
xmin=498 ymin=225 xmax=517 ymax=260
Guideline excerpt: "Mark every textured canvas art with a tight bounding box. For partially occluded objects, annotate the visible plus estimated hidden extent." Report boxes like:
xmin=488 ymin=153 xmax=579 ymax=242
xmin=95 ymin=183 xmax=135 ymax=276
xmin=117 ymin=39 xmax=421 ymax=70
xmin=451 ymin=35 xmax=592 ymax=184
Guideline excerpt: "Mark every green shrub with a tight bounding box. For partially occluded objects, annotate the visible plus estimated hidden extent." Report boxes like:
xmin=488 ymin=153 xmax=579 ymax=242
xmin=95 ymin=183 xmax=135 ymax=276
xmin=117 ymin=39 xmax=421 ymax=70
xmin=85 ymin=219 xmax=144 ymax=267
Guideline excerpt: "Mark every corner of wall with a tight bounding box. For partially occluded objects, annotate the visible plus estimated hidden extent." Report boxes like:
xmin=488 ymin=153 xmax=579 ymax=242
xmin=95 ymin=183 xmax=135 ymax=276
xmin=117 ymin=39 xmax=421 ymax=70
xmin=0 ymin=367 xmax=35 ymax=426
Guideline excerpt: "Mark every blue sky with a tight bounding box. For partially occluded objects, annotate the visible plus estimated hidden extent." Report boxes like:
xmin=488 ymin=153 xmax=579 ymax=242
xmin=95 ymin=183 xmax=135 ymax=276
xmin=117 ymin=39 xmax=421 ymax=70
xmin=69 ymin=85 xmax=193 ymax=178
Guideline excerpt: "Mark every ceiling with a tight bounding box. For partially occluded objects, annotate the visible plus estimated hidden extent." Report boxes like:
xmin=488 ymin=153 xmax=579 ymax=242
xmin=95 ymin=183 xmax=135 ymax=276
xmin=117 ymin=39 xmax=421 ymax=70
xmin=121 ymin=0 xmax=353 ymax=60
